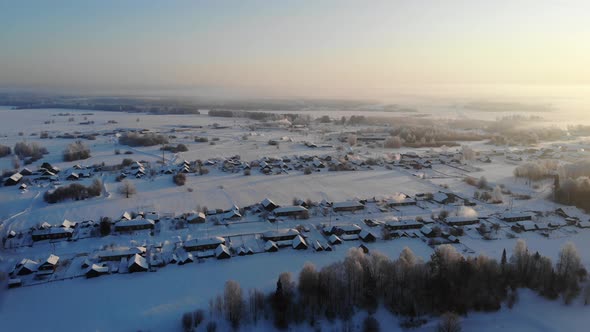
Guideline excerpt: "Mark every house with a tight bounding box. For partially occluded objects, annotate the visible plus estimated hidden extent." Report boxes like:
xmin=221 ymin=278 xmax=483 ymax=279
xmin=215 ymin=244 xmax=231 ymax=259
xmin=339 ymin=224 xmax=362 ymax=235
xmin=184 ymin=237 xmax=226 ymax=251
xmin=221 ymin=210 xmax=242 ymax=221
xmin=420 ymin=226 xmax=435 ymax=238
xmin=31 ymin=227 xmax=74 ymax=241
xmin=514 ymin=221 xmax=537 ymax=232
xmin=60 ymin=219 xmax=77 ymax=228
xmin=332 ymin=201 xmax=365 ymax=212
xmin=8 ymin=278 xmax=22 ymax=288
xmin=175 ymin=250 xmax=194 ymax=265
xmin=128 ymin=254 xmax=149 ymax=273
xmin=262 ymin=229 xmax=300 ymax=241
xmin=386 ymin=194 xmax=417 ymax=207
xmin=359 ymin=230 xmax=377 ymax=242
xmin=237 ymin=246 xmax=254 ymax=256
xmin=292 ymin=235 xmax=308 ymax=250
xmin=264 ymin=240 xmax=279 ymax=252
xmin=20 ymin=168 xmax=33 ymax=176
xmin=313 ymin=240 xmax=324 ymax=251
xmin=501 ymin=212 xmax=533 ymax=222
xmin=273 ymin=206 xmax=308 ymax=218
xmin=432 ymin=192 xmax=452 ymax=204
xmin=186 ymin=211 xmax=206 ymax=224
xmin=121 ymin=212 xmax=132 ymax=221
xmin=114 ymin=218 xmax=155 ymax=232
xmin=98 ymin=247 xmax=144 ymax=262
xmin=81 ymin=258 xmax=92 ymax=269
xmin=577 ymin=221 xmax=590 ymax=229
xmin=14 ymin=259 xmax=39 ymax=275
xmin=4 ymin=172 xmax=22 ymax=186
xmin=38 ymin=254 xmax=59 ymax=272
xmin=86 ymin=264 xmax=109 ymax=278
xmin=445 ymin=216 xmax=480 ymax=226
xmin=328 ymin=234 xmax=342 ymax=245
xmin=66 ymin=173 xmax=80 ymax=181
xmin=19 ymin=183 xmax=27 ymax=190
xmin=385 ymin=219 xmax=423 ymax=231
xmin=144 ymin=212 xmax=160 ymax=221
xmin=261 ymin=198 xmax=279 ymax=211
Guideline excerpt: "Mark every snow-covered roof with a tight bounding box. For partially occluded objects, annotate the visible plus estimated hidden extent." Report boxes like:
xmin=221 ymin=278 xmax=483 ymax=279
xmin=273 ymin=206 xmax=308 ymax=214
xmin=332 ymin=201 xmax=364 ymax=209
xmin=215 ymin=244 xmax=231 ymax=257
xmin=31 ymin=227 xmax=74 ymax=237
xmin=43 ymin=254 xmax=59 ymax=266
xmin=501 ymin=212 xmax=534 ymax=220
xmin=262 ymin=229 xmax=300 ymax=239
xmin=446 ymin=216 xmax=479 ymax=224
xmin=433 ymin=192 xmax=449 ymax=203
xmin=328 ymin=234 xmax=342 ymax=244
xmin=292 ymin=235 xmax=308 ymax=249
xmin=261 ymin=198 xmax=277 ymax=208
xmin=17 ymin=259 xmax=39 ymax=272
xmin=184 ymin=237 xmax=225 ymax=247
xmin=61 ymin=219 xmax=77 ymax=228
xmin=121 ymin=212 xmax=132 ymax=220
xmin=128 ymin=254 xmax=148 ymax=270
xmin=338 ymin=224 xmax=362 ymax=233
xmin=115 ymin=217 xmax=155 ymax=228
xmin=264 ymin=240 xmax=278 ymax=251
xmin=89 ymin=264 xmax=109 ymax=273
xmin=516 ymin=221 xmax=537 ymax=231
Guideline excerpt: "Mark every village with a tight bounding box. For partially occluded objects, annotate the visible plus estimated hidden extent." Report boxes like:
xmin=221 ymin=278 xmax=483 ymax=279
xmin=2 ymin=106 xmax=590 ymax=331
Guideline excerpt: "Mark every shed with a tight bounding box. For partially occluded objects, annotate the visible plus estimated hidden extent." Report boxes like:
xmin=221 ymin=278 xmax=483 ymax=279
xmin=359 ymin=230 xmax=377 ymax=242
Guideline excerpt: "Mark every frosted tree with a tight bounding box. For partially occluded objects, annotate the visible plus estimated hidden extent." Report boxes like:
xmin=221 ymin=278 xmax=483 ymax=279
xmin=223 ymin=280 xmax=244 ymax=329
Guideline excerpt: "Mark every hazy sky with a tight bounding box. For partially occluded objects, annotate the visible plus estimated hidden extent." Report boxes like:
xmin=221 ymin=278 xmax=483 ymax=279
xmin=1 ymin=1 xmax=589 ymax=98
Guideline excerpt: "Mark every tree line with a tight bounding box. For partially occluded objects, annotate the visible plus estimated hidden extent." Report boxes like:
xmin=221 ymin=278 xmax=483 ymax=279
xmin=180 ymin=240 xmax=588 ymax=331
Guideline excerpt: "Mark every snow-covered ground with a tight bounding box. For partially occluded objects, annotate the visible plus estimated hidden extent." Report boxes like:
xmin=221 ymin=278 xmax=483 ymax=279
xmin=1 ymin=106 xmax=590 ymax=331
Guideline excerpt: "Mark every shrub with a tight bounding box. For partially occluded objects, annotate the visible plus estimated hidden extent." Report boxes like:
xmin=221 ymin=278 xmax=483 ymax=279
xmin=194 ymin=137 xmax=209 ymax=143
xmin=14 ymin=141 xmax=48 ymax=160
xmin=173 ymin=173 xmax=187 ymax=186
xmin=44 ymin=180 xmax=102 ymax=204
xmin=437 ymin=312 xmax=461 ymax=332
xmin=0 ymin=144 xmax=11 ymax=158
xmin=384 ymin=136 xmax=403 ymax=148
xmin=161 ymin=144 xmax=189 ymax=153
xmin=63 ymin=141 xmax=91 ymax=161
xmin=121 ymin=158 xmax=134 ymax=167
xmin=118 ymin=132 xmax=168 ymax=147
xmin=244 ymin=169 xmax=251 ymax=176
xmin=303 ymin=167 xmax=313 ymax=175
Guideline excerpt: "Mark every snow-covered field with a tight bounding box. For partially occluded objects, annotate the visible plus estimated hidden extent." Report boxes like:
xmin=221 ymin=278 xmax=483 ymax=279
xmin=1 ymin=106 xmax=590 ymax=331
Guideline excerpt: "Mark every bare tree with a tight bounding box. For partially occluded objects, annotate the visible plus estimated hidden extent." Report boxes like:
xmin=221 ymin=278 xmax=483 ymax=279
xmin=557 ymin=242 xmax=583 ymax=304
xmin=118 ymin=180 xmax=137 ymax=198
xmin=224 ymin=280 xmax=245 ymax=329
xmin=437 ymin=312 xmax=462 ymax=332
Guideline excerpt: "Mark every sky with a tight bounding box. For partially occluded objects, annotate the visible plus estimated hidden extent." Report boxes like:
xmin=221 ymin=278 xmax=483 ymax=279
xmin=0 ymin=0 xmax=589 ymax=99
